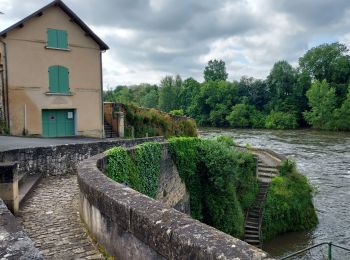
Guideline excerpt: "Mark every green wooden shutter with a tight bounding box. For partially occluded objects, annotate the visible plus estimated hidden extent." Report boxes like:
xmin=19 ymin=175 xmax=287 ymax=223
xmin=57 ymin=30 xmax=68 ymax=49
xmin=48 ymin=66 xmax=59 ymax=92
xmin=47 ymin=29 xmax=58 ymax=48
xmin=58 ymin=66 xmax=69 ymax=93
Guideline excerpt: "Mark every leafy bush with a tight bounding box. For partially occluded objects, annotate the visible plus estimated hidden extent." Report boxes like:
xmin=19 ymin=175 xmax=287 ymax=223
xmin=169 ymin=109 xmax=184 ymax=116
xmin=105 ymin=147 xmax=143 ymax=192
xmin=215 ymin=135 xmax=236 ymax=147
xmin=265 ymin=111 xmax=298 ymax=129
xmin=133 ymin=142 xmax=161 ymax=198
xmin=278 ymin=159 xmax=297 ymax=176
xmin=226 ymin=103 xmax=252 ymax=128
xmin=169 ymin=137 xmax=258 ymax=238
xmin=262 ymin=161 xmax=318 ymax=241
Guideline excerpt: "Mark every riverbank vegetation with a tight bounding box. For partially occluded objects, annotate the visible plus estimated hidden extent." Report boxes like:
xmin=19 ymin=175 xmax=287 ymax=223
xmin=104 ymin=42 xmax=350 ymax=131
xmin=168 ymin=137 xmax=258 ymax=238
xmin=123 ymin=103 xmax=197 ymax=138
xmin=262 ymin=159 xmax=318 ymax=241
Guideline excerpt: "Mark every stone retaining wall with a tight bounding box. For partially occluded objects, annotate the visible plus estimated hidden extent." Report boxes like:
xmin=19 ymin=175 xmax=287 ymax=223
xmin=0 ymin=137 xmax=164 ymax=176
xmin=78 ymin=144 xmax=272 ymax=260
xmin=0 ymin=199 xmax=42 ymax=259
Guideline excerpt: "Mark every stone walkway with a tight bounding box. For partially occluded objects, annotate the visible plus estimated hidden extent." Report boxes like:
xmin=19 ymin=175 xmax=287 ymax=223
xmin=17 ymin=175 xmax=105 ymax=260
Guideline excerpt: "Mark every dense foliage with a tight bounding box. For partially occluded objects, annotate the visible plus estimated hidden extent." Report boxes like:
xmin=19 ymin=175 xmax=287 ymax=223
xmin=262 ymin=159 xmax=318 ymax=241
xmin=105 ymin=142 xmax=162 ymax=198
xmin=123 ymin=103 xmax=197 ymax=138
xmin=133 ymin=142 xmax=162 ymax=198
xmin=168 ymin=137 xmax=258 ymax=238
xmin=104 ymin=42 xmax=350 ymax=131
xmin=105 ymin=147 xmax=143 ymax=192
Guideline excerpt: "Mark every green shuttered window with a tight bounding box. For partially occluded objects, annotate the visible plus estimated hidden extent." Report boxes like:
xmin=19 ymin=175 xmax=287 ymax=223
xmin=49 ymin=65 xmax=70 ymax=93
xmin=47 ymin=28 xmax=68 ymax=49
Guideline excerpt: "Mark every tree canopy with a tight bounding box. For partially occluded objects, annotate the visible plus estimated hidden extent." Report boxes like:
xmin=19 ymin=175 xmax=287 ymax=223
xmin=103 ymin=42 xmax=350 ymax=132
xmin=203 ymin=59 xmax=228 ymax=82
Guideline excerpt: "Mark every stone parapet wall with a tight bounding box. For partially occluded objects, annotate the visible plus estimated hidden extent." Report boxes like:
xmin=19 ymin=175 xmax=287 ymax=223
xmin=78 ymin=144 xmax=272 ymax=260
xmin=0 ymin=199 xmax=42 ymax=259
xmin=0 ymin=137 xmax=164 ymax=176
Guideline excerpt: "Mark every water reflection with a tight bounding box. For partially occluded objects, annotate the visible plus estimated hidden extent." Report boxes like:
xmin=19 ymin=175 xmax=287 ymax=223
xmin=200 ymin=128 xmax=350 ymax=258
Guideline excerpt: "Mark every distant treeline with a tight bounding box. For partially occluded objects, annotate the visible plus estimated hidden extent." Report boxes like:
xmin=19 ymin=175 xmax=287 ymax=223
xmin=104 ymin=42 xmax=350 ymax=131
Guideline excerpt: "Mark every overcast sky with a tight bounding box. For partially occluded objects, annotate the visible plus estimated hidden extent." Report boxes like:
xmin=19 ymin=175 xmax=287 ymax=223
xmin=1 ymin=0 xmax=350 ymax=88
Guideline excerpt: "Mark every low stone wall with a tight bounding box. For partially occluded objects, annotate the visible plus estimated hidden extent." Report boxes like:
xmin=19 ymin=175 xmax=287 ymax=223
xmin=78 ymin=144 xmax=272 ymax=260
xmin=0 ymin=137 xmax=164 ymax=176
xmin=0 ymin=199 xmax=42 ymax=259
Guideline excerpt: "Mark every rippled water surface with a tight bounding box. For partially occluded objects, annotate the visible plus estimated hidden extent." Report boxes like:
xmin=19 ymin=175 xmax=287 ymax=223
xmin=200 ymin=128 xmax=350 ymax=259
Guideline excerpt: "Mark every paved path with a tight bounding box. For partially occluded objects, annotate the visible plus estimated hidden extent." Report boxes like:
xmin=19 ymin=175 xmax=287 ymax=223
xmin=17 ymin=175 xmax=105 ymax=260
xmin=0 ymin=136 xmax=102 ymax=152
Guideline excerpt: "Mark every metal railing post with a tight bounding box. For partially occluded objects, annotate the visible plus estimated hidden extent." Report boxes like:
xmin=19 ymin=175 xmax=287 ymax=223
xmin=328 ymin=242 xmax=332 ymax=260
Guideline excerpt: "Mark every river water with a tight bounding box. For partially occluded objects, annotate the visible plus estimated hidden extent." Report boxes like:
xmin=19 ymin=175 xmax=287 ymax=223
xmin=200 ymin=128 xmax=350 ymax=259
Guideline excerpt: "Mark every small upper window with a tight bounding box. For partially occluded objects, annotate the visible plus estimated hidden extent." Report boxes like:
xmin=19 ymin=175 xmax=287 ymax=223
xmin=47 ymin=28 xmax=68 ymax=49
xmin=48 ymin=65 xmax=70 ymax=93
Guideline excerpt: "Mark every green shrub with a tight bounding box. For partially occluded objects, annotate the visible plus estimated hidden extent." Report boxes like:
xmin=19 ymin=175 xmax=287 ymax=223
xmin=265 ymin=111 xmax=298 ymax=129
xmin=133 ymin=142 xmax=161 ymax=198
xmin=105 ymin=147 xmax=143 ymax=192
xmin=278 ymin=158 xmax=297 ymax=176
xmin=262 ymin=163 xmax=318 ymax=241
xmin=215 ymin=135 xmax=236 ymax=147
xmin=169 ymin=137 xmax=258 ymax=238
xmin=169 ymin=109 xmax=184 ymax=116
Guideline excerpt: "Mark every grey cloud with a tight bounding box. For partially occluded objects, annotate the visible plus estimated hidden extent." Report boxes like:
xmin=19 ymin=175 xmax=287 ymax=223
xmin=1 ymin=0 xmax=350 ymax=85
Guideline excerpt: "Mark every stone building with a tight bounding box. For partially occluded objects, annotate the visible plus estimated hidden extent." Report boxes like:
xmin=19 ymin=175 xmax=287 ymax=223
xmin=0 ymin=0 xmax=109 ymax=137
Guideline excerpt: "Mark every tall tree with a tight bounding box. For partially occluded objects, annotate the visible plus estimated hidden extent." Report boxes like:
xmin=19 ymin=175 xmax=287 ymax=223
xmin=299 ymin=42 xmax=350 ymax=104
xmin=303 ymin=80 xmax=337 ymax=129
xmin=203 ymin=59 xmax=228 ymax=82
xmin=267 ymin=61 xmax=298 ymax=112
xmin=158 ymin=75 xmax=182 ymax=112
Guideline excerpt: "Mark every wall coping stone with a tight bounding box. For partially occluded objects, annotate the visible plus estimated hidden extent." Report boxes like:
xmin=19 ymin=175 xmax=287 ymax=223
xmin=0 ymin=199 xmax=42 ymax=259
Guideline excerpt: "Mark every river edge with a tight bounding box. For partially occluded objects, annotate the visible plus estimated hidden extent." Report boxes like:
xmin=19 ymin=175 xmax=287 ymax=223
xmin=198 ymin=127 xmax=350 ymax=259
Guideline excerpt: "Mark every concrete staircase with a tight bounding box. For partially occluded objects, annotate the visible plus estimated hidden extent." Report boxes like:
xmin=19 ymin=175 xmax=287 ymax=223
xmin=104 ymin=122 xmax=117 ymax=138
xmin=243 ymin=156 xmax=280 ymax=249
xmin=19 ymin=173 xmax=42 ymax=206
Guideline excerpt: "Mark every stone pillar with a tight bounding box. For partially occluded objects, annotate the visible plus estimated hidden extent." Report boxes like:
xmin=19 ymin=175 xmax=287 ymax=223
xmin=116 ymin=112 xmax=125 ymax=138
xmin=0 ymin=162 xmax=19 ymax=215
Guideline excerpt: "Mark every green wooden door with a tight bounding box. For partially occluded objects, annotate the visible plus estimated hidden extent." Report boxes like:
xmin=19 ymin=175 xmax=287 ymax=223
xmin=42 ymin=109 xmax=75 ymax=137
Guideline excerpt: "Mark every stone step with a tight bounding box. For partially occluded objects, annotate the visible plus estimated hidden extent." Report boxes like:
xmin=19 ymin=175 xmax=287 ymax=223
xmin=245 ymin=234 xmax=259 ymax=239
xmin=19 ymin=174 xmax=42 ymax=206
xmin=244 ymin=229 xmax=259 ymax=235
xmin=248 ymin=212 xmax=260 ymax=218
xmin=245 ymin=239 xmax=260 ymax=244
xmin=245 ymin=225 xmax=259 ymax=230
xmin=258 ymin=177 xmax=274 ymax=183
xmin=245 ymin=221 xmax=259 ymax=227
xmin=258 ymin=164 xmax=278 ymax=169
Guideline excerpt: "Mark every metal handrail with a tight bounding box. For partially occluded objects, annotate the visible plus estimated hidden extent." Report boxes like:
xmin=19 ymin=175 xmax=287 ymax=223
xmin=280 ymin=242 xmax=350 ymax=260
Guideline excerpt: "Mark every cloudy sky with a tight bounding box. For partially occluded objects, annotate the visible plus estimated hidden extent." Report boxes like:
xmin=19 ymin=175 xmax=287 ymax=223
xmin=1 ymin=0 xmax=350 ymax=88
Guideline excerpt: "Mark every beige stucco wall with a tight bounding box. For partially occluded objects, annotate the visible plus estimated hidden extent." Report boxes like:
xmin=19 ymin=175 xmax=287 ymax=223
xmin=1 ymin=6 xmax=104 ymax=138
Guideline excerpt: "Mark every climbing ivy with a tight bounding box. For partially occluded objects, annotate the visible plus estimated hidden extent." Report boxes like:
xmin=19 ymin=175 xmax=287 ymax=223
xmin=105 ymin=142 xmax=162 ymax=198
xmin=262 ymin=161 xmax=318 ymax=241
xmin=105 ymin=147 xmax=143 ymax=192
xmin=132 ymin=142 xmax=162 ymax=198
xmin=169 ymin=137 xmax=258 ymax=238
